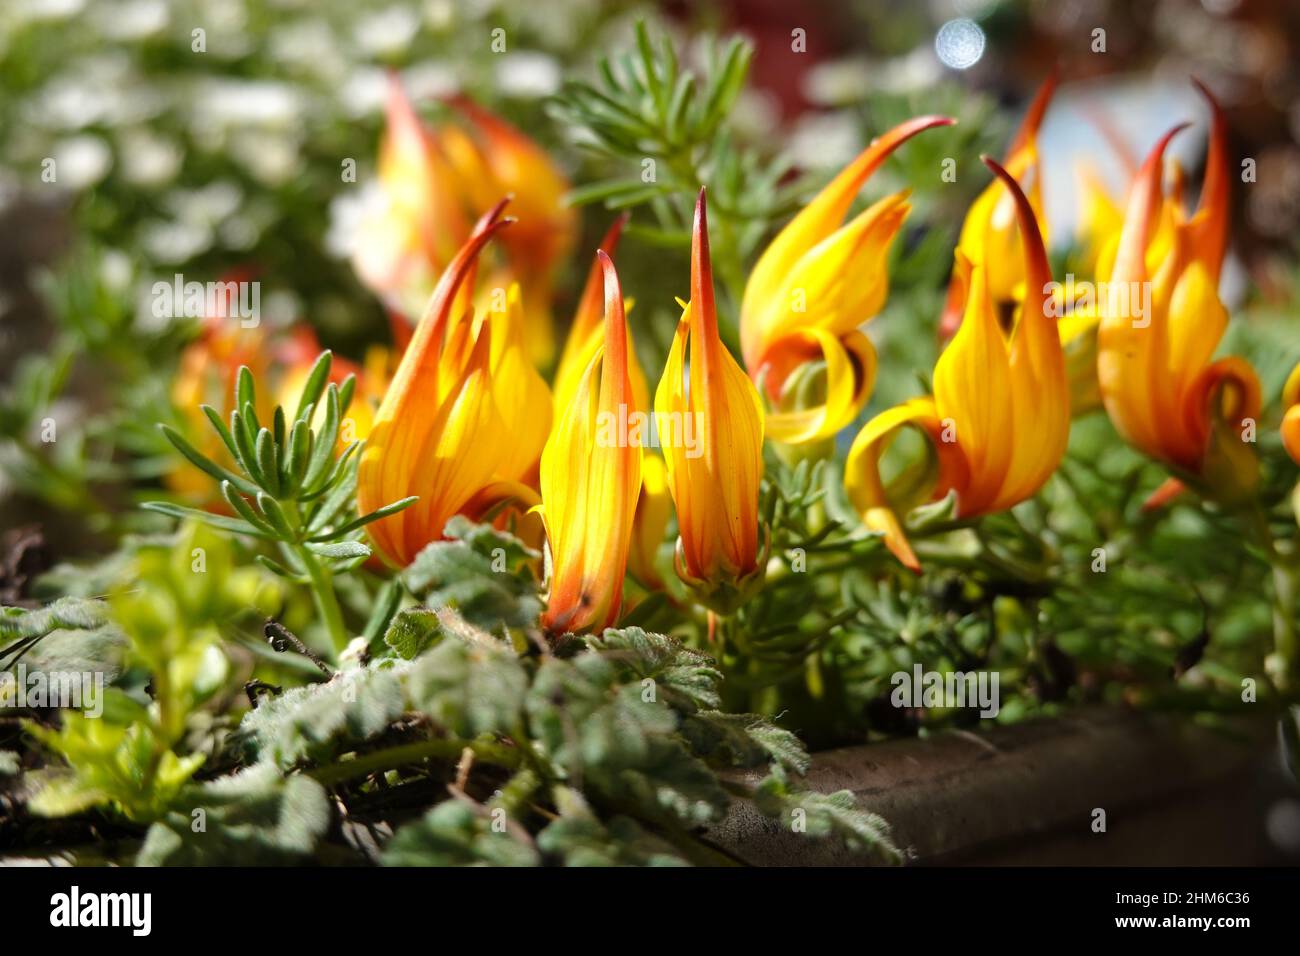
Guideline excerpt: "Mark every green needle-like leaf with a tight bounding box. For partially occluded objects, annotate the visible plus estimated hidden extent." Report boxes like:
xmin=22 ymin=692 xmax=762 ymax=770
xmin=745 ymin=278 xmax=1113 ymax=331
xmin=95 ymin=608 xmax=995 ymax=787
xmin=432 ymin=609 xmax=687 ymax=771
xmin=220 ymin=480 xmax=278 ymax=536
xmin=141 ymin=501 xmax=274 ymax=539
xmin=285 ymin=418 xmax=312 ymax=489
xmin=255 ymin=492 xmax=295 ymax=539
xmin=337 ymin=374 xmax=356 ymax=420
xmin=301 ymin=440 xmax=358 ymax=501
xmin=308 ymin=496 xmax=417 ymax=541
xmin=305 ymin=540 xmax=370 ymax=559
xmin=255 ymin=427 xmax=281 ymax=497
xmin=294 ymin=350 xmax=332 ymax=424
xmin=200 ymin=404 xmax=241 ymax=462
xmin=236 ymin=365 xmax=256 ymax=415
xmin=158 ymin=424 xmax=260 ymax=497
xmin=302 ymin=384 xmax=340 ymax=492
xmin=255 ymin=554 xmax=307 ymax=582
xmin=230 ymin=409 xmax=262 ymax=483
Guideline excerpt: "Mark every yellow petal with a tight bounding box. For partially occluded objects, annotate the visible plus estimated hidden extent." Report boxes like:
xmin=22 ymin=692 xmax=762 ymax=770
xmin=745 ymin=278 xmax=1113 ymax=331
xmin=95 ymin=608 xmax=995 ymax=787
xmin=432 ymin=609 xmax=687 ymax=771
xmin=939 ymin=74 xmax=1054 ymax=338
xmin=741 ymin=115 xmax=954 ymax=368
xmin=1098 ymin=125 xmax=1187 ymax=461
xmin=488 ymin=283 xmax=552 ymax=482
xmin=552 ymin=214 xmax=651 ymax=416
xmin=764 ymin=328 xmax=876 ymax=444
xmin=656 ymin=190 xmax=765 ymax=584
xmin=354 ymin=74 xmax=469 ymax=296
xmin=359 ymin=204 xmax=513 ymax=566
xmin=844 ymin=397 xmax=967 ymax=572
xmin=1097 ymin=117 xmax=1259 ymax=488
xmin=1282 ymin=405 xmax=1300 ymax=467
xmin=539 ymin=251 xmax=641 ymax=634
xmin=627 ymin=454 xmax=673 ymax=588
xmin=933 ymin=256 xmax=1014 ymax=514
xmin=755 ymin=192 xmax=910 ymax=351
xmin=934 ymin=157 xmax=1067 ymax=515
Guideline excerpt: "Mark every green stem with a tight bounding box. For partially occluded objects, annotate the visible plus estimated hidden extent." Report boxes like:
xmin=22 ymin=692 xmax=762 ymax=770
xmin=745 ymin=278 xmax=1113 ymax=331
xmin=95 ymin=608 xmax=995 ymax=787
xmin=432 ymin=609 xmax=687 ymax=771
xmin=1271 ymin=561 xmax=1297 ymax=694
xmin=296 ymin=544 xmax=349 ymax=653
xmin=283 ymin=499 xmax=349 ymax=653
xmin=309 ymin=737 xmax=520 ymax=787
xmin=1246 ymin=505 xmax=1297 ymax=695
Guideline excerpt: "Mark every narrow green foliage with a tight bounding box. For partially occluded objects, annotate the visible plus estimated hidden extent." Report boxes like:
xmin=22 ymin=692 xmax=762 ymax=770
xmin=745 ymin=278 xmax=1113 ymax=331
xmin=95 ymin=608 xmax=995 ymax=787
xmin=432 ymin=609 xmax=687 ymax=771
xmin=143 ymin=352 xmax=416 ymax=652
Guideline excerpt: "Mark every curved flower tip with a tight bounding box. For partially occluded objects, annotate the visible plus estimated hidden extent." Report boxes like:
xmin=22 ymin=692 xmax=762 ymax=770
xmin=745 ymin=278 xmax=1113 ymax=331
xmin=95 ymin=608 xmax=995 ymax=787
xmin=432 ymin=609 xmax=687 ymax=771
xmin=846 ymin=163 xmax=1066 ymax=570
xmin=539 ymin=250 xmax=642 ymax=635
xmin=740 ymin=115 xmax=951 ymax=445
xmin=1187 ymin=78 xmax=1229 ymax=281
xmin=940 ymin=74 xmax=1056 ymax=341
xmin=1108 ymin=123 xmax=1189 ymax=286
xmin=656 ymin=190 xmax=766 ymax=608
xmin=553 ymin=213 xmax=649 ymax=416
xmin=1141 ymin=477 xmax=1187 ymax=512
xmin=357 ymin=206 xmax=514 ymax=568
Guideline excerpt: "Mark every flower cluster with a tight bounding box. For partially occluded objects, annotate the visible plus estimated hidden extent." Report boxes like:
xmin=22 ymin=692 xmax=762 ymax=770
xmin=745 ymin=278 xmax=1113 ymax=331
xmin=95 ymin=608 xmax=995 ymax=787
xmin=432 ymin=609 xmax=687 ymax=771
xmin=261 ymin=74 xmax=1292 ymax=639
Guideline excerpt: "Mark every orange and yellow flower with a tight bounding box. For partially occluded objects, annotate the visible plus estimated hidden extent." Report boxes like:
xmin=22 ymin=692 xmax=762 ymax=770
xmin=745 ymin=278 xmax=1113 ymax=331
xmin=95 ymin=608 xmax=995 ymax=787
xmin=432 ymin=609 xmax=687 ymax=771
xmin=1283 ymin=363 xmax=1300 ymax=467
xmin=359 ymin=201 xmax=552 ymax=567
xmin=1061 ymin=82 xmax=1215 ymax=424
xmin=657 ymin=190 xmax=766 ymax=608
xmin=740 ymin=116 xmax=954 ymax=444
xmin=939 ymin=73 xmax=1055 ymax=340
xmin=845 ymin=158 xmax=1068 ymax=571
xmin=1095 ymin=86 xmax=1260 ymax=503
xmin=352 ymin=74 xmax=470 ymax=311
xmin=352 ymin=75 xmax=576 ymax=366
xmin=538 ymin=251 xmax=642 ymax=634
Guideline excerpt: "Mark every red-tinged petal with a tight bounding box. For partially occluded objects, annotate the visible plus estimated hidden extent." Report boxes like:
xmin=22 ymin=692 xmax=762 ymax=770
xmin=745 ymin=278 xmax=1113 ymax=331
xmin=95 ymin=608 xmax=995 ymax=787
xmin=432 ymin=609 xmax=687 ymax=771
xmin=1108 ymin=124 xmax=1189 ymax=287
xmin=764 ymin=328 xmax=877 ymax=444
xmin=1189 ymin=357 xmax=1262 ymax=502
xmin=980 ymin=156 xmax=1070 ymax=509
xmin=445 ymin=93 xmax=577 ymax=274
xmin=1186 ymin=78 xmax=1230 ymax=281
xmin=1006 ymin=68 xmax=1059 ymax=158
xmin=1097 ymin=125 xmax=1188 ymax=462
xmin=657 ymin=191 xmax=765 ymax=587
xmin=553 ymin=214 xmax=637 ymax=416
xmin=358 ymin=205 xmax=513 ymax=565
xmin=1141 ymin=477 xmax=1187 ymax=512
xmin=539 ymin=251 xmax=642 ymax=634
